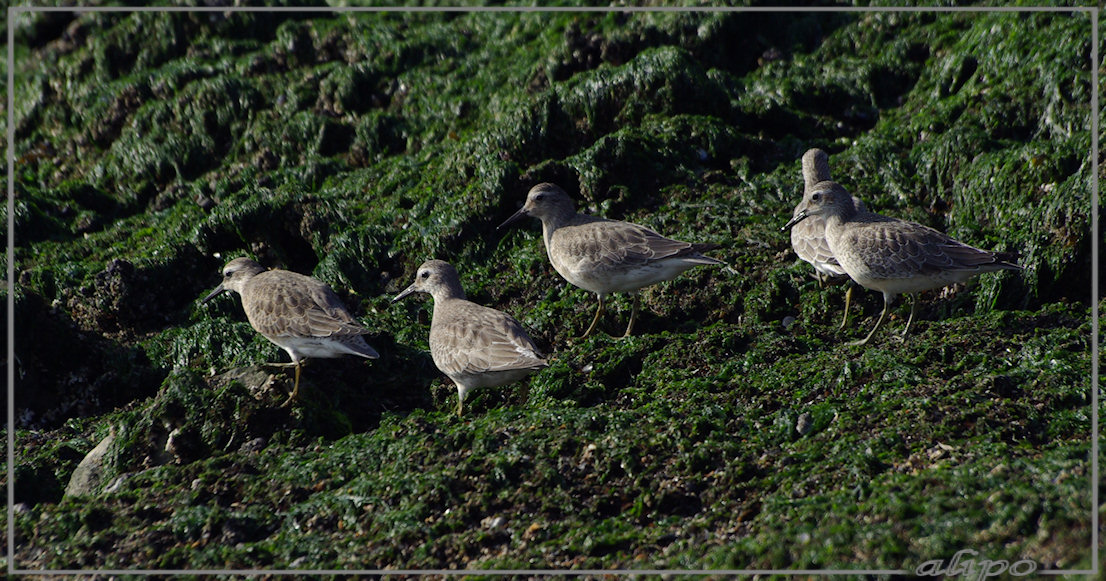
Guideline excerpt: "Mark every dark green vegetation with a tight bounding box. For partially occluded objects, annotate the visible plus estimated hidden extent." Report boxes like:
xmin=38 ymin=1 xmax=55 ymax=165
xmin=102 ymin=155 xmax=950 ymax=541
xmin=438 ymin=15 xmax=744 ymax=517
xmin=6 ymin=4 xmax=1097 ymax=573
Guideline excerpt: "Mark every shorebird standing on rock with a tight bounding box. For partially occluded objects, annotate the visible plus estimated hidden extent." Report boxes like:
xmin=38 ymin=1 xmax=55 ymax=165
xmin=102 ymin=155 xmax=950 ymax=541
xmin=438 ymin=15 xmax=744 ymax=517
xmin=783 ymin=183 xmax=1022 ymax=346
xmin=789 ymin=148 xmax=868 ymax=329
xmin=499 ymin=183 xmax=723 ymax=339
xmin=393 ymin=260 xmax=548 ymax=416
xmin=203 ymin=257 xmax=379 ymax=406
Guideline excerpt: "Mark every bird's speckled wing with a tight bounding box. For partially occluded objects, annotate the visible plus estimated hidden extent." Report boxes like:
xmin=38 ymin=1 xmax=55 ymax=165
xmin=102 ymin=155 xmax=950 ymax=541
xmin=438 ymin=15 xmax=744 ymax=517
xmin=843 ymin=219 xmax=1015 ymax=279
xmin=243 ymin=271 xmax=367 ymax=339
xmin=790 ymin=214 xmax=841 ymax=271
xmin=559 ymin=216 xmax=716 ymax=271
xmin=429 ymin=300 xmax=547 ymax=378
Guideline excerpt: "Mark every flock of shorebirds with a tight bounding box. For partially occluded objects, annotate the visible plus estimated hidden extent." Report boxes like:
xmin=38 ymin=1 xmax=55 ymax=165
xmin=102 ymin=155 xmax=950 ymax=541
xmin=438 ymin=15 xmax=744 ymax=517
xmin=202 ymin=148 xmax=1022 ymax=415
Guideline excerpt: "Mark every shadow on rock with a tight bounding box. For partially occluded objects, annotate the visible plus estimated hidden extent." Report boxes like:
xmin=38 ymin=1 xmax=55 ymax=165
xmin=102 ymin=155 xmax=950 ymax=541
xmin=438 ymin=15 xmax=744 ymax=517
xmin=12 ymin=288 xmax=166 ymax=429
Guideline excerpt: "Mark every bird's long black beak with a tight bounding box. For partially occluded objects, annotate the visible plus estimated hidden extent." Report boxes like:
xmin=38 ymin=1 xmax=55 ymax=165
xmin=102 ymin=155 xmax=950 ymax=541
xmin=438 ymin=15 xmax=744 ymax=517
xmin=781 ymin=210 xmax=810 ymax=231
xmin=497 ymin=207 xmax=529 ymax=230
xmin=202 ymin=284 xmax=226 ymax=304
xmin=391 ymin=284 xmax=418 ymax=303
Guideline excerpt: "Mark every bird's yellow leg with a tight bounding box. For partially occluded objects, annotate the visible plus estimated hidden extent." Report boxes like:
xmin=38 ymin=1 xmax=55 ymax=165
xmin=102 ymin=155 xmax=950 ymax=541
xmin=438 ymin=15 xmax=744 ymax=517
xmin=579 ymin=294 xmax=606 ymax=339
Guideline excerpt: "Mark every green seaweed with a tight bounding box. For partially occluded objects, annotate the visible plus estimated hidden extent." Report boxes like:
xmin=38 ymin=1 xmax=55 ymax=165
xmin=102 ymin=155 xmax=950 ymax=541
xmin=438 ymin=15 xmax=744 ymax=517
xmin=7 ymin=7 xmax=1095 ymax=573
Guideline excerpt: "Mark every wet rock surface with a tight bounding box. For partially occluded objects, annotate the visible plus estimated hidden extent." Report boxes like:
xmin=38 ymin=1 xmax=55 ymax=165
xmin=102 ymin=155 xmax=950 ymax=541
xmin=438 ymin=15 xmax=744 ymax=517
xmin=8 ymin=8 xmax=1095 ymax=571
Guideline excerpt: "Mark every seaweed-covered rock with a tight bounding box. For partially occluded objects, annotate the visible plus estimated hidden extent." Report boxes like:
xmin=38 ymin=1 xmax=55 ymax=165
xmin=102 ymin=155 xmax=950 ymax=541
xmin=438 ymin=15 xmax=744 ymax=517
xmin=10 ymin=8 xmax=1094 ymax=571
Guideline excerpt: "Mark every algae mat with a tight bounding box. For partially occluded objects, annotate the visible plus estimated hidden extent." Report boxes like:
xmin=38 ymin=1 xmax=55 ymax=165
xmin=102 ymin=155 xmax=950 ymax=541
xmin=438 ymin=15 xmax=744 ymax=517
xmin=6 ymin=5 xmax=1098 ymax=574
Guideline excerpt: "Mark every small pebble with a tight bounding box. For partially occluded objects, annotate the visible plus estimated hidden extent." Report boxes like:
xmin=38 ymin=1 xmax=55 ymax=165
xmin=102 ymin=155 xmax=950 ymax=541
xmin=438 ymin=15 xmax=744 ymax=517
xmin=796 ymin=412 xmax=813 ymax=436
xmin=239 ymin=437 xmax=267 ymax=453
xmin=482 ymin=515 xmax=506 ymax=530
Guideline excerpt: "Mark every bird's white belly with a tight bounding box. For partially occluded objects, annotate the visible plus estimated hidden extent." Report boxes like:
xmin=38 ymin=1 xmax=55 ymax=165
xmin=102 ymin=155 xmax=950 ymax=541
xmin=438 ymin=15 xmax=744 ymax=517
xmin=811 ymin=259 xmax=848 ymax=278
xmin=840 ymin=256 xmax=978 ymax=296
xmin=551 ymin=255 xmax=698 ymax=294
xmin=271 ymin=336 xmax=362 ymax=361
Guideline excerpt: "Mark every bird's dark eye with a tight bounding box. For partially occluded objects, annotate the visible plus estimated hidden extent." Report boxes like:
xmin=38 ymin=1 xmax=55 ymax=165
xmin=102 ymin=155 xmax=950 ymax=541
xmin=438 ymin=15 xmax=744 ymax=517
xmin=420 ymin=271 xmax=429 ymax=279
xmin=811 ymin=193 xmax=822 ymax=202
xmin=534 ymin=193 xmax=545 ymax=202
